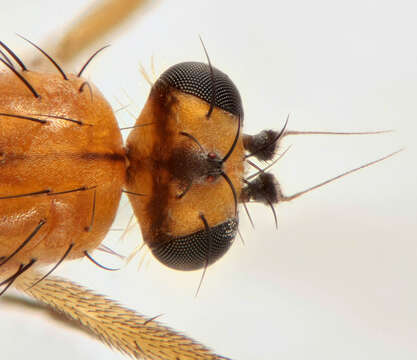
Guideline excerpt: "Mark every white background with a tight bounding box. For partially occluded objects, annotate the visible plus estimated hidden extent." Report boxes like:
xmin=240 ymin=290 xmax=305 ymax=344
xmin=0 ymin=1 xmax=416 ymax=359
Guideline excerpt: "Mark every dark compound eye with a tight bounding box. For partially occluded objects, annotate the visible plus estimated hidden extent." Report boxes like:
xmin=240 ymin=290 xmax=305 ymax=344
xmin=158 ymin=62 xmax=244 ymax=118
xmin=150 ymin=218 xmax=238 ymax=271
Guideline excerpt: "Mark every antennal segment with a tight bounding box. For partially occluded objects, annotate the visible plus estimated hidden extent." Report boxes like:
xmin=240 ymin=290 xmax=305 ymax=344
xmin=284 ymin=129 xmax=393 ymax=137
xmin=244 ymin=114 xmax=393 ymax=162
xmin=279 ymin=149 xmax=403 ymax=203
xmin=241 ymin=149 xmax=402 ymax=228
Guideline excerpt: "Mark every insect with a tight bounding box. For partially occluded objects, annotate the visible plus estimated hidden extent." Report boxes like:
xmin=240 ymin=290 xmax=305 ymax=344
xmin=0 ymin=36 xmax=237 ymax=358
xmin=1 ymin=1 xmax=412 ymax=360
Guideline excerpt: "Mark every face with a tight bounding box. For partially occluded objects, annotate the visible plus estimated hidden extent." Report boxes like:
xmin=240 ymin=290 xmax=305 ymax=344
xmin=0 ymin=1 xmax=415 ymax=360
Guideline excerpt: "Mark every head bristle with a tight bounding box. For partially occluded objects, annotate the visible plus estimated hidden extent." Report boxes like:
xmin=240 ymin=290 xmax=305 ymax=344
xmin=199 ymin=36 xmax=215 ymax=118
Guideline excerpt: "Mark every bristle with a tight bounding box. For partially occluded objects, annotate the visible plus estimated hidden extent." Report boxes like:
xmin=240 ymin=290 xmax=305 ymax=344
xmin=242 ymin=201 xmax=255 ymax=228
xmin=221 ymin=172 xmax=238 ymax=215
xmin=199 ymin=36 xmax=216 ymax=118
xmin=0 ymin=48 xmax=15 ymax=68
xmin=139 ymin=62 xmax=154 ymax=87
xmin=48 ymin=187 xmax=88 ymax=196
xmin=29 ymin=113 xmax=88 ymax=126
xmin=0 ymin=58 xmax=40 ymax=97
xmin=0 ymin=40 xmax=27 ymax=71
xmin=1 ymin=259 xmax=36 ymax=296
xmin=180 ymin=131 xmax=205 ymax=152
xmin=27 ymin=244 xmax=74 ymax=289
xmin=176 ymin=181 xmax=193 ymax=199
xmin=122 ymin=189 xmax=146 ymax=197
xmin=221 ymin=114 xmax=241 ymax=163
xmin=0 ymin=220 xmax=46 ymax=267
xmin=0 ymin=112 xmax=47 ymax=124
xmin=84 ymin=251 xmax=120 ymax=271
xmin=17 ymin=34 xmax=68 ymax=80
xmin=79 ymin=81 xmax=93 ymax=100
xmin=144 ymin=313 xmax=164 ymax=325
xmin=98 ymin=244 xmax=125 ymax=260
xmin=119 ymin=122 xmax=155 ymax=131
xmin=85 ymin=188 xmax=97 ymax=232
xmin=16 ymin=34 xmax=68 ymax=80
xmin=268 ymin=200 xmax=278 ymax=229
xmin=77 ymin=45 xmax=110 ymax=77
xmin=245 ymin=145 xmax=292 ymax=181
xmin=195 ymin=214 xmax=211 ymax=297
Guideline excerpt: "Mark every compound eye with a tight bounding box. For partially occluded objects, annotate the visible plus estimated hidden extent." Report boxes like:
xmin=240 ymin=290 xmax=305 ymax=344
xmin=158 ymin=62 xmax=244 ymax=118
xmin=150 ymin=218 xmax=238 ymax=271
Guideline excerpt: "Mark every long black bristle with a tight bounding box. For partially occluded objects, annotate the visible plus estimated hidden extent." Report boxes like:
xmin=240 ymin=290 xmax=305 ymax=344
xmin=122 ymin=189 xmax=147 ymax=197
xmin=0 ymin=259 xmax=36 ymax=296
xmin=195 ymin=214 xmax=211 ymax=297
xmin=79 ymin=81 xmax=93 ymax=101
xmin=0 ymin=40 xmax=27 ymax=71
xmin=85 ymin=189 xmax=97 ymax=232
xmin=77 ymin=45 xmax=110 ymax=77
xmin=179 ymin=131 xmax=205 ymax=152
xmin=48 ymin=186 xmax=91 ymax=196
xmin=27 ymin=244 xmax=74 ymax=289
xmin=199 ymin=36 xmax=216 ymax=118
xmin=0 ymin=220 xmax=46 ymax=267
xmin=242 ymin=201 xmax=255 ymax=228
xmin=0 ymin=113 xmax=47 ymax=124
xmin=17 ymin=34 xmax=68 ymax=80
xmin=0 ymin=189 xmax=50 ymax=200
xmin=84 ymin=251 xmax=120 ymax=271
xmin=176 ymin=181 xmax=192 ymax=199
xmin=30 ymin=113 xmax=87 ymax=126
xmin=0 ymin=58 xmax=40 ymax=98
xmin=220 ymin=172 xmax=238 ymax=215
xmin=0 ymin=48 xmax=14 ymax=68
xmin=221 ymin=114 xmax=241 ymax=163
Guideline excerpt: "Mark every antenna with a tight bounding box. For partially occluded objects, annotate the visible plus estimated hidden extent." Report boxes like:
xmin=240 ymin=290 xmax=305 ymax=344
xmin=279 ymin=149 xmax=403 ymax=203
